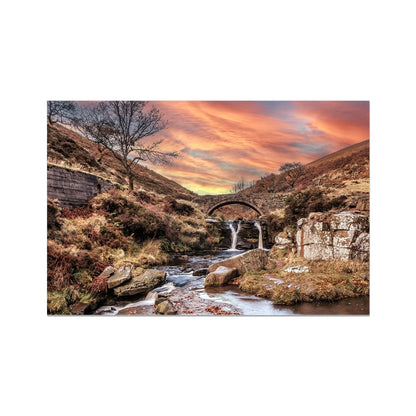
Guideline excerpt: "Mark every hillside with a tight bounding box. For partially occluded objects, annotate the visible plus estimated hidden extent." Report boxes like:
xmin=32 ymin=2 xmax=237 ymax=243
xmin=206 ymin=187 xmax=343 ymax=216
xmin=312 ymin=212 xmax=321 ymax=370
xmin=47 ymin=122 xmax=195 ymax=200
xmin=239 ymin=139 xmax=369 ymax=198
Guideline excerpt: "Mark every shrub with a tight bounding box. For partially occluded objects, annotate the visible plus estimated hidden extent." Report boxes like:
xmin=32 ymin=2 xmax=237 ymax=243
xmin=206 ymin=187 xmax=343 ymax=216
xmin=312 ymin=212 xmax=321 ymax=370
xmin=47 ymin=198 xmax=63 ymax=231
xmin=47 ymin=291 xmax=69 ymax=314
xmin=164 ymin=198 xmax=195 ymax=216
xmin=89 ymin=274 xmax=108 ymax=296
xmin=47 ymin=241 xmax=109 ymax=291
xmin=283 ymin=189 xmax=348 ymax=228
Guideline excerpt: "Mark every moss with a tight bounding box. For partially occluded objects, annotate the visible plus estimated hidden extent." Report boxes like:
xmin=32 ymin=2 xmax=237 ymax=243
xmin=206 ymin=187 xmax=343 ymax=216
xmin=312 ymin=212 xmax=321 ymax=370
xmin=47 ymin=291 xmax=70 ymax=314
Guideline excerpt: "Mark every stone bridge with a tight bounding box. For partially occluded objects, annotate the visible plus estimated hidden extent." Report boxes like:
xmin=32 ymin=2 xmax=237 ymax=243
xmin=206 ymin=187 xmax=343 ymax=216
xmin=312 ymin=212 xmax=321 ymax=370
xmin=193 ymin=193 xmax=287 ymax=217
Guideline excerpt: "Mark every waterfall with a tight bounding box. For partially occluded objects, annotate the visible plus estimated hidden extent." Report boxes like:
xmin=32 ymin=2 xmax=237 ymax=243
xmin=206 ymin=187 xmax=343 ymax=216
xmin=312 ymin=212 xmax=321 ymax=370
xmin=254 ymin=221 xmax=264 ymax=249
xmin=227 ymin=220 xmax=241 ymax=250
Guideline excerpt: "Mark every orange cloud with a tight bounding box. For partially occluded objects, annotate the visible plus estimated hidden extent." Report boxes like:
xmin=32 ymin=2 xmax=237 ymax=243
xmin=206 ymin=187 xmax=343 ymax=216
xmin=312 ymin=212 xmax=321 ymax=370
xmin=134 ymin=101 xmax=368 ymax=194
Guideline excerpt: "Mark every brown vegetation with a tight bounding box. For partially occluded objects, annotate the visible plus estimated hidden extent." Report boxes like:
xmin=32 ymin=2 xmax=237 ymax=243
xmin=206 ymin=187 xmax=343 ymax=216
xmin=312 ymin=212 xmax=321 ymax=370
xmin=239 ymin=251 xmax=369 ymax=305
xmin=240 ymin=140 xmax=369 ymax=196
xmin=265 ymin=188 xmax=349 ymax=236
xmin=47 ymin=188 xmax=223 ymax=314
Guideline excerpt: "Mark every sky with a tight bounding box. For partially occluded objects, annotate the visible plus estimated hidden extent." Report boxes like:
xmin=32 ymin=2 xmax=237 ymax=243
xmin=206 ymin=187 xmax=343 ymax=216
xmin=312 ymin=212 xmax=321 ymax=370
xmin=143 ymin=101 xmax=369 ymax=195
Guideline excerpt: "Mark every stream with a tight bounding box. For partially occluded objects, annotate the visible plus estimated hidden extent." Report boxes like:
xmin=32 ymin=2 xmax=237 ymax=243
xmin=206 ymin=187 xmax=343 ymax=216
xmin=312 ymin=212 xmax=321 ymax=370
xmin=95 ymin=249 xmax=369 ymax=316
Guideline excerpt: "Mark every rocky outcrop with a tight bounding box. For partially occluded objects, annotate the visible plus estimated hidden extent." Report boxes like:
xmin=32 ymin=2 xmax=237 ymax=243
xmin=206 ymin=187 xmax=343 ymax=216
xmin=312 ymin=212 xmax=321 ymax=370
xmin=107 ymin=265 xmax=133 ymax=289
xmin=274 ymin=229 xmax=296 ymax=251
xmin=204 ymin=266 xmax=239 ymax=287
xmin=296 ymin=211 xmax=369 ymax=261
xmin=113 ymin=269 xmax=166 ymax=297
xmin=208 ymin=248 xmax=268 ymax=276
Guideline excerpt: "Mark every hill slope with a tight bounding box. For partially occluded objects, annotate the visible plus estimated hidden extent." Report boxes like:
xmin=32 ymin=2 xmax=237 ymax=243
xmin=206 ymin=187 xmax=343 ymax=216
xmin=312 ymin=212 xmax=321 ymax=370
xmin=239 ymin=139 xmax=369 ymax=197
xmin=47 ymin=122 xmax=195 ymax=200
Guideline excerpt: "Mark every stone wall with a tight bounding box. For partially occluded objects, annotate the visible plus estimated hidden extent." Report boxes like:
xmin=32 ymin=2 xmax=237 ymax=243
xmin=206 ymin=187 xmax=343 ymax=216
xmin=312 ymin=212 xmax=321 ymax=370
xmin=296 ymin=211 xmax=369 ymax=261
xmin=47 ymin=165 xmax=113 ymax=209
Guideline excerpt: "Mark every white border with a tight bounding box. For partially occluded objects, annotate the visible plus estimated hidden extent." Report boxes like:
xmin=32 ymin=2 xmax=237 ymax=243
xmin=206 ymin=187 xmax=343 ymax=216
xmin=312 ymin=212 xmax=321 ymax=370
xmin=2 ymin=1 xmax=415 ymax=415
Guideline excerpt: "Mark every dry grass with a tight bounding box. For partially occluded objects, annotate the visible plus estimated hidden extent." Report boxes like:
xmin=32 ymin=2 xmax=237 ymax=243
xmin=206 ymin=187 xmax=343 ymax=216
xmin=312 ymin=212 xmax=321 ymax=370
xmin=113 ymin=240 xmax=169 ymax=268
xmin=239 ymin=259 xmax=369 ymax=305
xmin=326 ymin=178 xmax=369 ymax=198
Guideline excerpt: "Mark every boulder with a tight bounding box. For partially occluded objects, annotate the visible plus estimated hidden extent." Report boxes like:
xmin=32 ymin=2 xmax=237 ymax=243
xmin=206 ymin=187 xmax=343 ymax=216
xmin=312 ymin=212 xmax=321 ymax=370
xmin=208 ymin=248 xmax=268 ymax=275
xmin=274 ymin=232 xmax=292 ymax=249
xmin=296 ymin=212 xmax=369 ymax=261
xmin=155 ymin=299 xmax=177 ymax=315
xmin=113 ymin=269 xmax=166 ymax=297
xmin=107 ymin=265 xmax=133 ymax=289
xmin=204 ymin=266 xmax=239 ymax=287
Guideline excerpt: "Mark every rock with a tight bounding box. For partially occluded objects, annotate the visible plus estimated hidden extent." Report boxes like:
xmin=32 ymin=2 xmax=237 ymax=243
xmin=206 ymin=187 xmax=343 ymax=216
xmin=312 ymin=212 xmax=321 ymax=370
xmin=193 ymin=268 xmax=209 ymax=276
xmin=208 ymin=248 xmax=268 ymax=275
xmin=70 ymin=302 xmax=91 ymax=315
xmin=274 ymin=232 xmax=292 ymax=249
xmin=284 ymin=265 xmax=309 ymax=273
xmin=204 ymin=266 xmax=239 ymax=287
xmin=237 ymin=241 xmax=254 ymax=250
xmin=351 ymin=232 xmax=370 ymax=261
xmin=356 ymin=198 xmax=370 ymax=211
xmin=296 ymin=211 xmax=369 ymax=261
xmin=113 ymin=269 xmax=166 ymax=297
xmin=155 ymin=299 xmax=177 ymax=315
xmin=98 ymin=266 xmax=115 ymax=279
xmin=107 ymin=265 xmax=133 ymax=289
xmin=155 ymin=294 xmax=169 ymax=305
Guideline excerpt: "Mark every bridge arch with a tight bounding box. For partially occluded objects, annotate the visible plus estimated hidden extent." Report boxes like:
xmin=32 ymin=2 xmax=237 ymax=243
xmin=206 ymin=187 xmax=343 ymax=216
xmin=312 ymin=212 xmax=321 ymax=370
xmin=207 ymin=199 xmax=264 ymax=216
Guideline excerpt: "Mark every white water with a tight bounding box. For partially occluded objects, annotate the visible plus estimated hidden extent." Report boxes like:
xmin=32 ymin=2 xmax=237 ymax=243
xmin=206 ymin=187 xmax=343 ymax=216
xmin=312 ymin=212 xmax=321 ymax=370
xmin=227 ymin=220 xmax=241 ymax=250
xmin=254 ymin=221 xmax=264 ymax=249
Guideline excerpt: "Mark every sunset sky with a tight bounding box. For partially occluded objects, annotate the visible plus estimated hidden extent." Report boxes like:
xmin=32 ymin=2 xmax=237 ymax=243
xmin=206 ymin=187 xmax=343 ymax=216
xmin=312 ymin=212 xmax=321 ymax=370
xmin=143 ymin=101 xmax=369 ymax=195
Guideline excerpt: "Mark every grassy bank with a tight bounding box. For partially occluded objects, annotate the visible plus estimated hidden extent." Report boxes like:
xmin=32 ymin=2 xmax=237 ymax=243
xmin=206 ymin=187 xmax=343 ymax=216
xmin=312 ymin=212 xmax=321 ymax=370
xmin=238 ymin=249 xmax=369 ymax=305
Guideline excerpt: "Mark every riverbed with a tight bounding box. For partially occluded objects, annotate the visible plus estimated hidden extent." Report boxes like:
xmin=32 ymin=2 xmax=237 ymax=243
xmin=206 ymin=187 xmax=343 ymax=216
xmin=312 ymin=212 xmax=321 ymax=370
xmin=95 ymin=250 xmax=369 ymax=316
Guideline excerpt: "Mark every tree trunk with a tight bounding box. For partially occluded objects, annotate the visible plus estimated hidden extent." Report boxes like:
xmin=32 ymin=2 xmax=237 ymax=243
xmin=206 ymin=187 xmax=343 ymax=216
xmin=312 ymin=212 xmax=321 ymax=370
xmin=128 ymin=174 xmax=134 ymax=192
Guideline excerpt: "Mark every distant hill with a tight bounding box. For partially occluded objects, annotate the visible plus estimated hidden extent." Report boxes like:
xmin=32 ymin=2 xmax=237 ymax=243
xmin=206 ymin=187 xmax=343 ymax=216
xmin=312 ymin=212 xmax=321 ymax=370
xmin=239 ymin=139 xmax=369 ymax=197
xmin=306 ymin=140 xmax=369 ymax=170
xmin=47 ymin=123 xmax=195 ymax=200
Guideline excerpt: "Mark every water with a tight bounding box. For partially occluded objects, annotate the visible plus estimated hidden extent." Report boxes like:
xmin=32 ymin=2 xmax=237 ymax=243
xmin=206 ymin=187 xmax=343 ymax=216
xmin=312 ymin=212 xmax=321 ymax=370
xmin=95 ymin=250 xmax=369 ymax=316
xmin=227 ymin=220 xmax=241 ymax=250
xmin=254 ymin=220 xmax=264 ymax=249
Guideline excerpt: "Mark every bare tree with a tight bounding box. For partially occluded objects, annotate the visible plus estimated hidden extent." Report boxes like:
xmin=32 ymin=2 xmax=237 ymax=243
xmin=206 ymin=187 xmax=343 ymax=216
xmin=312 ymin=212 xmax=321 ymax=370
xmin=230 ymin=177 xmax=256 ymax=193
xmin=278 ymin=162 xmax=305 ymax=188
xmin=72 ymin=101 xmax=178 ymax=191
xmin=47 ymin=101 xmax=76 ymax=125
